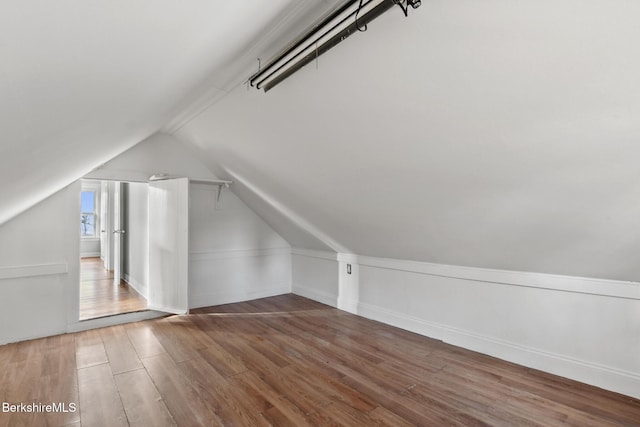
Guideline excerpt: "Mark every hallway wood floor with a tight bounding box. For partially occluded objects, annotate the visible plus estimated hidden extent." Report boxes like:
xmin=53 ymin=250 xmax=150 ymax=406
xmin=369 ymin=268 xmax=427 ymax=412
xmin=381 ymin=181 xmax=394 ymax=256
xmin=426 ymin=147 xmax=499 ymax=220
xmin=80 ymin=257 xmax=147 ymax=320
xmin=1 ymin=294 xmax=639 ymax=426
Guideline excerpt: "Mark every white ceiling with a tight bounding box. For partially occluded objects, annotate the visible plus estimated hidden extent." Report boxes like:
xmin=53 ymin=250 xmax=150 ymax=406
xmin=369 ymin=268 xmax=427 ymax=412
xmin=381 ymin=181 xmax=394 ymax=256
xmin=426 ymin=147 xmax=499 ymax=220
xmin=0 ymin=0 xmax=343 ymax=224
xmin=4 ymin=0 xmax=640 ymax=282
xmin=177 ymin=0 xmax=640 ymax=281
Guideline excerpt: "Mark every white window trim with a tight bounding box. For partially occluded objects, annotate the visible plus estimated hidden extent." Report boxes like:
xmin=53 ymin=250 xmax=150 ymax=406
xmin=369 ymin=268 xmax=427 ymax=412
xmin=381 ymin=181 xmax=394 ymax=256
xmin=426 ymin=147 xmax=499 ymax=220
xmin=80 ymin=181 xmax=101 ymax=239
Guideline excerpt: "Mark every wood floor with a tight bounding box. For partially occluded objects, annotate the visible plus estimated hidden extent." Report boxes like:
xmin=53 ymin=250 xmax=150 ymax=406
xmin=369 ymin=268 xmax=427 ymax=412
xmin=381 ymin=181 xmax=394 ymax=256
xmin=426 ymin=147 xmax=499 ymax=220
xmin=80 ymin=257 xmax=147 ymax=320
xmin=1 ymin=295 xmax=639 ymax=427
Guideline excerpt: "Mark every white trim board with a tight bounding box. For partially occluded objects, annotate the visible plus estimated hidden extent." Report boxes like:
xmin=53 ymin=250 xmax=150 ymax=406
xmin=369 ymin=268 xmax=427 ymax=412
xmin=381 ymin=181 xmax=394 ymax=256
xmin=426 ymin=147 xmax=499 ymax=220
xmin=190 ymin=247 xmax=291 ymax=262
xmin=354 ymin=255 xmax=640 ymax=300
xmin=0 ymin=263 xmax=67 ymax=280
xmin=356 ymin=301 xmax=640 ymax=400
xmin=80 ymin=252 xmax=101 ymax=258
xmin=292 ymin=248 xmax=338 ymax=261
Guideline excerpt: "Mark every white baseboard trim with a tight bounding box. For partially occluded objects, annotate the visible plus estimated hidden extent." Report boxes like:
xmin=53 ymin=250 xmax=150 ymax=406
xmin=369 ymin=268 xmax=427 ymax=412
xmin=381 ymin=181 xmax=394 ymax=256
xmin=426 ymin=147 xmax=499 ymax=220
xmin=292 ymin=285 xmax=338 ymax=308
xmin=190 ymin=285 xmax=291 ymax=309
xmin=357 ymin=301 xmax=640 ymax=400
xmin=0 ymin=263 xmax=67 ymax=280
xmin=80 ymin=252 xmax=101 ymax=258
xmin=123 ymin=273 xmax=147 ymax=298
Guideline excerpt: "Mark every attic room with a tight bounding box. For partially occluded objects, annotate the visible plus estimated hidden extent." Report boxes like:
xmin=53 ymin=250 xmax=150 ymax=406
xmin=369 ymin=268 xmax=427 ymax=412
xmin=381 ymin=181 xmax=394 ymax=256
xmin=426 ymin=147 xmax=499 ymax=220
xmin=1 ymin=0 xmax=639 ymax=425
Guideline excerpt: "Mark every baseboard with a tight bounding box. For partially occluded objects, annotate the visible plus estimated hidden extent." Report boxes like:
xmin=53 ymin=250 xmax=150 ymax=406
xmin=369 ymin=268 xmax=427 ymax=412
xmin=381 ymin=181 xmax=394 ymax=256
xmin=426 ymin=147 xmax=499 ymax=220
xmin=357 ymin=301 xmax=640 ymax=400
xmin=123 ymin=273 xmax=147 ymax=298
xmin=80 ymin=252 xmax=101 ymax=258
xmin=190 ymin=285 xmax=291 ymax=309
xmin=292 ymin=285 xmax=338 ymax=308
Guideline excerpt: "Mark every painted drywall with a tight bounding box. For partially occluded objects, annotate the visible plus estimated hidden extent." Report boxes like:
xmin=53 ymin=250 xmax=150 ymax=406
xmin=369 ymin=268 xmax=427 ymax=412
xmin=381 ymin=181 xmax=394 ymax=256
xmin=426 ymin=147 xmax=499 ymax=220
xmin=292 ymin=249 xmax=339 ymax=307
xmin=291 ymin=249 xmax=640 ymax=399
xmin=88 ymin=132 xmax=293 ymax=309
xmin=80 ymin=238 xmax=100 ymax=258
xmin=189 ymin=183 xmax=291 ymax=308
xmin=0 ymin=132 xmax=293 ymax=343
xmin=0 ymin=182 xmax=79 ymax=344
xmin=177 ymin=0 xmax=640 ymax=282
xmin=122 ymin=182 xmax=149 ymax=297
xmin=0 ymin=0 xmax=336 ymax=227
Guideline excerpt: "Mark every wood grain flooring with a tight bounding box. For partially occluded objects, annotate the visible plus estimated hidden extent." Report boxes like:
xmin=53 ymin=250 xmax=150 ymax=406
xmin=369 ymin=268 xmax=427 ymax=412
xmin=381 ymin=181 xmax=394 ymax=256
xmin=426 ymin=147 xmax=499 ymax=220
xmin=80 ymin=257 xmax=147 ymax=320
xmin=1 ymin=294 xmax=639 ymax=426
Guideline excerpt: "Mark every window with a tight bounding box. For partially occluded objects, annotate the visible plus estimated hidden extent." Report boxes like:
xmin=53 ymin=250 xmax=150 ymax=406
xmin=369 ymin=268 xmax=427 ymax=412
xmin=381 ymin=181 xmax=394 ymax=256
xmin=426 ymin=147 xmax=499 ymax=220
xmin=81 ymin=191 xmax=97 ymax=237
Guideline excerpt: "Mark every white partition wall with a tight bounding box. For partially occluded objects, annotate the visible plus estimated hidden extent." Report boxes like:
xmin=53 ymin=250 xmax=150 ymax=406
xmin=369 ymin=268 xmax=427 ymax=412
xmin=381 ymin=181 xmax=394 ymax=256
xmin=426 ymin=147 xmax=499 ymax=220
xmin=148 ymin=177 xmax=190 ymax=314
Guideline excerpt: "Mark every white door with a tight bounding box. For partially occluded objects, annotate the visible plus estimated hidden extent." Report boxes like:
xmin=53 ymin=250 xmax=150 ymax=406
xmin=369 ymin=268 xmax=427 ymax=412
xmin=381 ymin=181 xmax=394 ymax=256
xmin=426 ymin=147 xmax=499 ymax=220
xmin=99 ymin=181 xmax=109 ymax=268
xmin=147 ymin=177 xmax=189 ymax=314
xmin=112 ymin=181 xmax=124 ymax=286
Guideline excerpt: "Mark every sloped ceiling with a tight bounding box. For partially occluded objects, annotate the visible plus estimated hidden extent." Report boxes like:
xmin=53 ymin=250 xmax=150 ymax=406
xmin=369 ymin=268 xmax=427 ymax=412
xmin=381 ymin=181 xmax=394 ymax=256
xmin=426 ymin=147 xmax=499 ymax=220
xmin=176 ymin=0 xmax=640 ymax=281
xmin=0 ymin=0 xmax=343 ymax=225
xmin=4 ymin=0 xmax=640 ymax=282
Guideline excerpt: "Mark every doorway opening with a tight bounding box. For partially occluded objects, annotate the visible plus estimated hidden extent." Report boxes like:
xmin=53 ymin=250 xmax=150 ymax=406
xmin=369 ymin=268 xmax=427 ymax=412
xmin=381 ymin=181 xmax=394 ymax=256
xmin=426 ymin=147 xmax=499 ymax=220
xmin=78 ymin=176 xmax=190 ymax=321
xmin=79 ymin=179 xmax=148 ymax=320
xmin=79 ymin=257 xmax=147 ymax=320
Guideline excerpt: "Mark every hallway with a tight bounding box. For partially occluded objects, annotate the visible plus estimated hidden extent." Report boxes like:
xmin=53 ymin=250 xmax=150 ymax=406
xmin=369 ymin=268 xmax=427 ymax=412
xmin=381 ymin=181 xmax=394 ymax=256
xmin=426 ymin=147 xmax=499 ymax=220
xmin=80 ymin=257 xmax=147 ymax=320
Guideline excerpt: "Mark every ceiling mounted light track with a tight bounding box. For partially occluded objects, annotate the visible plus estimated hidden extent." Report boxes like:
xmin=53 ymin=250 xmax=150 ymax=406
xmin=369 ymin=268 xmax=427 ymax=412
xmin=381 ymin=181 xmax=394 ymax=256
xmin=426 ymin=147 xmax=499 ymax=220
xmin=249 ymin=0 xmax=420 ymax=92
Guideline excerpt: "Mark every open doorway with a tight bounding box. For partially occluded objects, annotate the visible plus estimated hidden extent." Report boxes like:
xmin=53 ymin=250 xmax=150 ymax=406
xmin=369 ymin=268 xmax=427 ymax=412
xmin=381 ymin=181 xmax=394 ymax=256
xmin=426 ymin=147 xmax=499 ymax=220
xmin=78 ymin=176 xmax=190 ymax=321
xmin=79 ymin=179 xmax=148 ymax=320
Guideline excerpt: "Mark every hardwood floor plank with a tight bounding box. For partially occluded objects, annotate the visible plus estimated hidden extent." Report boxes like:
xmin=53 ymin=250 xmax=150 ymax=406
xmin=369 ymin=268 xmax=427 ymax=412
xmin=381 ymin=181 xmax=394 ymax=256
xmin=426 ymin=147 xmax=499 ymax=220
xmin=77 ymin=363 xmax=128 ymax=427
xmin=75 ymin=329 xmax=108 ymax=369
xmin=149 ymin=316 xmax=214 ymax=364
xmin=142 ymin=353 xmax=223 ymax=426
xmin=178 ymin=358 xmax=255 ymax=426
xmin=284 ymin=363 xmax=377 ymax=414
xmin=368 ymin=406 xmax=417 ymax=427
xmin=4 ymin=340 xmax=46 ymax=403
xmin=79 ymin=257 xmax=147 ymax=320
xmin=35 ymin=334 xmax=80 ymax=427
xmin=232 ymin=370 xmax=313 ymax=426
xmin=125 ymin=321 xmax=166 ymax=359
xmin=101 ymin=325 xmax=143 ymax=374
xmin=177 ymin=356 xmax=271 ymax=427
xmin=114 ymin=368 xmax=176 ymax=427
xmin=197 ymin=343 xmax=248 ymax=378
xmin=2 ymin=294 xmax=640 ymax=426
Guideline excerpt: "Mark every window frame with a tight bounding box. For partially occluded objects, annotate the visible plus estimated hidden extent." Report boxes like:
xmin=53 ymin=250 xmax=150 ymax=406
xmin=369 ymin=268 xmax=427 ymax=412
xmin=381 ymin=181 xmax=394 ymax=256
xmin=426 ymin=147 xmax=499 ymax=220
xmin=80 ymin=185 xmax=100 ymax=239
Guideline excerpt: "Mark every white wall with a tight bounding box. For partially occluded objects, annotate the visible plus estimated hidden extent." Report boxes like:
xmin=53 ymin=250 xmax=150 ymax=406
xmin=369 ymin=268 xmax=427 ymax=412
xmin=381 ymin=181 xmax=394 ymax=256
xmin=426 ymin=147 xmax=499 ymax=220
xmin=0 ymin=182 xmax=79 ymax=344
xmin=89 ymin=132 xmax=293 ymax=309
xmin=291 ymin=249 xmax=339 ymax=308
xmin=189 ymin=183 xmax=291 ymax=308
xmin=0 ymin=133 xmax=293 ymax=343
xmin=292 ymin=249 xmax=640 ymax=400
xmin=122 ymin=182 xmax=149 ymax=297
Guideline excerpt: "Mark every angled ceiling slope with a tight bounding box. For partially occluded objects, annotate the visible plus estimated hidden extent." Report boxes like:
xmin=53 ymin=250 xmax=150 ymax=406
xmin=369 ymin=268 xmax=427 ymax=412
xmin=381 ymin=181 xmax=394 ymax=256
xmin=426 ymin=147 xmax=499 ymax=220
xmin=0 ymin=0 xmax=343 ymax=226
xmin=176 ymin=0 xmax=640 ymax=282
